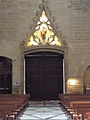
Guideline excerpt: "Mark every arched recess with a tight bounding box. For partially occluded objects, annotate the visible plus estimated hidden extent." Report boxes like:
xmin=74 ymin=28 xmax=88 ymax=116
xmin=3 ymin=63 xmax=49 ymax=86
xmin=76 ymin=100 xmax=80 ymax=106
xmin=83 ymin=65 xmax=90 ymax=93
xmin=0 ymin=56 xmax=12 ymax=94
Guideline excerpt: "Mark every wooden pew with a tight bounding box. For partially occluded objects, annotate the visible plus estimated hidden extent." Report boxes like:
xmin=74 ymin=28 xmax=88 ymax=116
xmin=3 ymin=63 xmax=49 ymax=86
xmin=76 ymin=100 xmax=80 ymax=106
xmin=0 ymin=94 xmax=30 ymax=119
xmin=59 ymin=94 xmax=90 ymax=120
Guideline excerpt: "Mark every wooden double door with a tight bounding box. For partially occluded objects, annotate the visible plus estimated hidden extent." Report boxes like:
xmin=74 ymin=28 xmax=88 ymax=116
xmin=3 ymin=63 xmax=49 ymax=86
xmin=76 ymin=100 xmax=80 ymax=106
xmin=25 ymin=52 xmax=63 ymax=100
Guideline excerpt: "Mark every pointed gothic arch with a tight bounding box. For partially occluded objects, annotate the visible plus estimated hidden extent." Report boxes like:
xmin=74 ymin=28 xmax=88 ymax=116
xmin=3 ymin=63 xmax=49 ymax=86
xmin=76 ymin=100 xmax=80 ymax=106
xmin=23 ymin=2 xmax=68 ymax=53
xmin=19 ymin=2 xmax=68 ymax=94
xmin=26 ymin=9 xmax=62 ymax=47
xmin=23 ymin=1 xmax=66 ymax=49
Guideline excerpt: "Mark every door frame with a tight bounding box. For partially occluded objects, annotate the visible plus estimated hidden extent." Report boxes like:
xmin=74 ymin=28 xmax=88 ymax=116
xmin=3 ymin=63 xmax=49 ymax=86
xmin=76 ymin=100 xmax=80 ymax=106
xmin=25 ymin=51 xmax=64 ymax=100
xmin=23 ymin=45 xmax=68 ymax=94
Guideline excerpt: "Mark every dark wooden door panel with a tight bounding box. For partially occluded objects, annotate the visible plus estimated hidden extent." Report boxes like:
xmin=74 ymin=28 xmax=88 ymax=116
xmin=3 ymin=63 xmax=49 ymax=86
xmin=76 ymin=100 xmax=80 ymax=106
xmin=25 ymin=52 xmax=63 ymax=100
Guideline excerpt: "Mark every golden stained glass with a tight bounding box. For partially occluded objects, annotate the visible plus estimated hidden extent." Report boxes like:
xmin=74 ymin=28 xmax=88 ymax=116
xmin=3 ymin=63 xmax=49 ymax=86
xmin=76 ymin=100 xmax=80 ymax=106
xmin=27 ymin=10 xmax=61 ymax=46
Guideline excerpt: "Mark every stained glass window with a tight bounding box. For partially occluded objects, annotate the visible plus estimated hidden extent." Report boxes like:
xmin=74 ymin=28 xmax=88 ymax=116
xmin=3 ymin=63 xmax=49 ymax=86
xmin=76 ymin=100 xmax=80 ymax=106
xmin=26 ymin=10 xmax=61 ymax=46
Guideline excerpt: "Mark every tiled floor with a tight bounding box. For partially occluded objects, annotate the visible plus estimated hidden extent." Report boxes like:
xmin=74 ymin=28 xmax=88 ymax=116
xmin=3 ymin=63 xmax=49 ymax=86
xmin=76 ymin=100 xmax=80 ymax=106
xmin=19 ymin=101 xmax=68 ymax=120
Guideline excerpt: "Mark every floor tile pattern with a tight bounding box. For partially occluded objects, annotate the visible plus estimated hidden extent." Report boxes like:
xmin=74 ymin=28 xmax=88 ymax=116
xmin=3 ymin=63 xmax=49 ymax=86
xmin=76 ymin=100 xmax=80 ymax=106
xmin=19 ymin=101 xmax=68 ymax=120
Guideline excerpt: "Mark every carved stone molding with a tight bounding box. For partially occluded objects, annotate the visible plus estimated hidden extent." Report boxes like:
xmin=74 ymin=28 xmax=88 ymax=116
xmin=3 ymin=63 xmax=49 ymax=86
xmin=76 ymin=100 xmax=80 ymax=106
xmin=21 ymin=0 xmax=67 ymax=49
xmin=19 ymin=0 xmax=69 ymax=94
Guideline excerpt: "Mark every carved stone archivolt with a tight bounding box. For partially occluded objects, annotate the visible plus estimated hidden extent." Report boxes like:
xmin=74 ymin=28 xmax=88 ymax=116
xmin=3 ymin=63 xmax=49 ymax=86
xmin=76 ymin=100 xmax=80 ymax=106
xmin=20 ymin=0 xmax=67 ymax=50
xmin=19 ymin=0 xmax=68 ymax=94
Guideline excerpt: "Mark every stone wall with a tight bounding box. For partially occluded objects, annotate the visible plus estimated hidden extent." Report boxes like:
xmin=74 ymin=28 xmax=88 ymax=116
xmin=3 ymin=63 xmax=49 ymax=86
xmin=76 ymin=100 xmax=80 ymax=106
xmin=0 ymin=0 xmax=90 ymax=93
